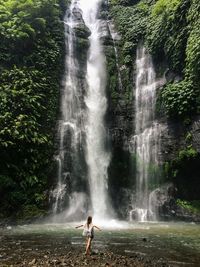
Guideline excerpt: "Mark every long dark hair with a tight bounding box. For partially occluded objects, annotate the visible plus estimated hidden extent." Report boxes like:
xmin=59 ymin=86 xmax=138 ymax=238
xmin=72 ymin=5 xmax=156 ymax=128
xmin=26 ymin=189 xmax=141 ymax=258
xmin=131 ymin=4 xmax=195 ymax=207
xmin=87 ymin=216 xmax=92 ymax=227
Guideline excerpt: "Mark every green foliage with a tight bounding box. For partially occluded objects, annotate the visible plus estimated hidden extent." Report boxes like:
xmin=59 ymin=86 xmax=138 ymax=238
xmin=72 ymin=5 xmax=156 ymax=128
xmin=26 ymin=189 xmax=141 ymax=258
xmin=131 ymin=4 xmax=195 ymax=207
xmin=176 ymin=199 xmax=200 ymax=214
xmin=160 ymin=80 xmax=197 ymax=118
xmin=183 ymin=0 xmax=200 ymax=97
xmin=152 ymin=0 xmax=181 ymax=16
xmin=0 ymin=67 xmax=48 ymax=146
xmin=147 ymin=0 xmax=191 ymax=73
xmin=178 ymin=145 xmax=198 ymax=161
xmin=0 ymin=0 xmax=66 ymax=68
xmin=110 ymin=1 xmax=149 ymax=66
xmin=110 ymin=0 xmax=200 ymax=120
xmin=0 ymin=0 xmax=67 ymax=217
xmin=185 ymin=132 xmax=192 ymax=142
xmin=16 ymin=204 xmax=47 ymax=221
xmin=185 ymin=19 xmax=200 ymax=82
xmin=164 ymin=145 xmax=200 ymax=200
xmin=168 ymin=146 xmax=198 ymax=176
xmin=104 ymin=45 xmax=119 ymax=99
xmin=108 ymin=0 xmax=150 ymax=104
xmin=147 ymin=0 xmax=200 ymax=119
xmin=110 ymin=0 xmax=140 ymax=6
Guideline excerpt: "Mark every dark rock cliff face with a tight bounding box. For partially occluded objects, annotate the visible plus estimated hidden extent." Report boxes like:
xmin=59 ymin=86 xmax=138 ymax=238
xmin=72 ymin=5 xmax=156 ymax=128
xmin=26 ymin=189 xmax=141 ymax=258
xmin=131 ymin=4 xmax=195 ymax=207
xmin=98 ymin=8 xmax=135 ymax=218
xmin=159 ymin=117 xmax=200 ymax=163
xmin=159 ymin=117 xmax=200 ymax=198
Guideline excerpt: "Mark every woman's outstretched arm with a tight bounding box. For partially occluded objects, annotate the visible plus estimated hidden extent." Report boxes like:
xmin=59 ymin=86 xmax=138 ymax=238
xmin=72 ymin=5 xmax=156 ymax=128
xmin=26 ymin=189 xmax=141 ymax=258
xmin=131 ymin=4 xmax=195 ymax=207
xmin=75 ymin=224 xmax=84 ymax=229
xmin=94 ymin=225 xmax=102 ymax=231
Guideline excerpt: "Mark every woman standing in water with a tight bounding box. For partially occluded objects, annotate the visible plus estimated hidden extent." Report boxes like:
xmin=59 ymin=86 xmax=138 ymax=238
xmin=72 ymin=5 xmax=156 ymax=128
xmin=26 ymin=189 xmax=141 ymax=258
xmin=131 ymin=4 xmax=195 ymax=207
xmin=75 ymin=216 xmax=101 ymax=256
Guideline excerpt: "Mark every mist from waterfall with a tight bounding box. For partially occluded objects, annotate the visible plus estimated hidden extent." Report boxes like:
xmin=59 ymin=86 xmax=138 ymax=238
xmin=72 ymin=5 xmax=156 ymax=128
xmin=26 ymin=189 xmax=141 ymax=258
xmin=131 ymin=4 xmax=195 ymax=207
xmin=79 ymin=0 xmax=112 ymax=220
xmin=130 ymin=45 xmax=163 ymax=222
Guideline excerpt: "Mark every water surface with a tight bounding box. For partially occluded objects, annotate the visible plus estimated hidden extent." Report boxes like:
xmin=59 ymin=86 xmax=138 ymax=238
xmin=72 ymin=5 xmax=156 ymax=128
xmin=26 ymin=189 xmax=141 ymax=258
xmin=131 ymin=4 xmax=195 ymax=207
xmin=0 ymin=221 xmax=200 ymax=266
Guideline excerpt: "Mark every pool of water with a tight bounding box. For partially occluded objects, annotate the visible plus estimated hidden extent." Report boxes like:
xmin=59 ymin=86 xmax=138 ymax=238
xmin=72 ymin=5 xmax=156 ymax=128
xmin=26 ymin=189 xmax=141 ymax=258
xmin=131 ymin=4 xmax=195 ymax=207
xmin=0 ymin=221 xmax=200 ymax=266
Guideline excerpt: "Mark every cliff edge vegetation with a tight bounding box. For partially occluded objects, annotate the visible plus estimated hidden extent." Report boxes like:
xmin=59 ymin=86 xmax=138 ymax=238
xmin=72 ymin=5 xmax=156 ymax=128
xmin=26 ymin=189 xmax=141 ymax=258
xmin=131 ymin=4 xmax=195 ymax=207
xmin=0 ymin=0 xmax=68 ymax=219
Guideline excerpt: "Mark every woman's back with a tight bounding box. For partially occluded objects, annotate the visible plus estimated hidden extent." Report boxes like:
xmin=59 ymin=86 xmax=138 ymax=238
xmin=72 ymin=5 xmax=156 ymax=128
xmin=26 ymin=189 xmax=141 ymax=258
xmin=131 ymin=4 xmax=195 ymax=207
xmin=83 ymin=223 xmax=94 ymax=238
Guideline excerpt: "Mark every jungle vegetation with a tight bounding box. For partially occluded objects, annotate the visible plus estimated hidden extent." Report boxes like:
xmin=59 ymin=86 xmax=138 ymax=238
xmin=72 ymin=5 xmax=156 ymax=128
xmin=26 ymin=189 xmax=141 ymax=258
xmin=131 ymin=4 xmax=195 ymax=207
xmin=0 ymin=0 xmax=68 ymax=218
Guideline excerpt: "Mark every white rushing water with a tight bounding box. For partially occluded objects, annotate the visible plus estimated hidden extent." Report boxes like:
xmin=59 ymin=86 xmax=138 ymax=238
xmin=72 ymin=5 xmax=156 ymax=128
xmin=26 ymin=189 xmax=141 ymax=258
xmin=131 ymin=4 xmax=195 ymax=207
xmin=51 ymin=0 xmax=86 ymax=215
xmin=79 ymin=0 xmax=112 ymax=219
xmin=51 ymin=0 xmax=112 ymax=220
xmin=130 ymin=45 xmax=164 ymax=222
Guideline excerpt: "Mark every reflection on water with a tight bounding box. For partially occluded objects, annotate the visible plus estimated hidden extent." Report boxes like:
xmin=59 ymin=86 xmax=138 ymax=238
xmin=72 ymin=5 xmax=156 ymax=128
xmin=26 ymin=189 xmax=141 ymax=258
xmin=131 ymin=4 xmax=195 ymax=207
xmin=0 ymin=221 xmax=200 ymax=266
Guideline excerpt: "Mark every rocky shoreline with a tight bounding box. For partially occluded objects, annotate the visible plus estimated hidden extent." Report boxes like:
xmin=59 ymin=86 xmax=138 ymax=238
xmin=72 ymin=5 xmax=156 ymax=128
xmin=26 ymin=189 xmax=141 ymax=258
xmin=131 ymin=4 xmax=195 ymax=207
xmin=0 ymin=246 xmax=169 ymax=267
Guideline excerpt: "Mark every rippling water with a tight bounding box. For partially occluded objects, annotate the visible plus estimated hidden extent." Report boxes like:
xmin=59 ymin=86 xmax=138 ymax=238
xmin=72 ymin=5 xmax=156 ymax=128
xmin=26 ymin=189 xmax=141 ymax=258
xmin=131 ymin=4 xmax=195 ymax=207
xmin=0 ymin=221 xmax=200 ymax=266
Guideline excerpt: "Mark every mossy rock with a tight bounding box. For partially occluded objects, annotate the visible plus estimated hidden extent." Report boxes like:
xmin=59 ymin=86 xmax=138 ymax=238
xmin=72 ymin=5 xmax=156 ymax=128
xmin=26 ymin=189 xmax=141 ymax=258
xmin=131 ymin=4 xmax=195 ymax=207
xmin=73 ymin=24 xmax=91 ymax=38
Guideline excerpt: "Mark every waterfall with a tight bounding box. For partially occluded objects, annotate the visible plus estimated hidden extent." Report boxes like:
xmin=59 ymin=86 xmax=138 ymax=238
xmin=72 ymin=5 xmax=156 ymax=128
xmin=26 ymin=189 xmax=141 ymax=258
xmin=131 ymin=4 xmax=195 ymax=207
xmin=130 ymin=45 xmax=163 ymax=222
xmin=51 ymin=0 xmax=112 ymax=221
xmin=51 ymin=0 xmax=88 ymax=218
xmin=79 ymin=0 xmax=112 ymax=219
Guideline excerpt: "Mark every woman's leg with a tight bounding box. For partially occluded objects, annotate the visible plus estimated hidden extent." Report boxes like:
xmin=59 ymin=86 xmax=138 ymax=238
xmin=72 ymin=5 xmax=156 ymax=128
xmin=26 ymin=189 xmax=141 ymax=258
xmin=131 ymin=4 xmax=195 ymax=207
xmin=86 ymin=237 xmax=92 ymax=255
xmin=85 ymin=238 xmax=88 ymax=254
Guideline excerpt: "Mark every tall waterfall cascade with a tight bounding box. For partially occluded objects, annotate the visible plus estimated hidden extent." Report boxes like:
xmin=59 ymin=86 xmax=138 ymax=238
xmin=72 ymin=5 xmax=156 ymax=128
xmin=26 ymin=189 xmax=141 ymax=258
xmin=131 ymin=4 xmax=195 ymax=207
xmin=51 ymin=0 xmax=112 ymax=221
xmin=130 ymin=46 xmax=164 ymax=222
xmin=79 ymin=0 xmax=112 ymax=220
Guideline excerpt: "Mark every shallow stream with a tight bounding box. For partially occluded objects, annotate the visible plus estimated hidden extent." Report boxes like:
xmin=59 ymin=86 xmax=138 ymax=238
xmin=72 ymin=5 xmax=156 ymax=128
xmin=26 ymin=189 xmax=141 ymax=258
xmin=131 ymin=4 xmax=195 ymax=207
xmin=0 ymin=221 xmax=200 ymax=266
